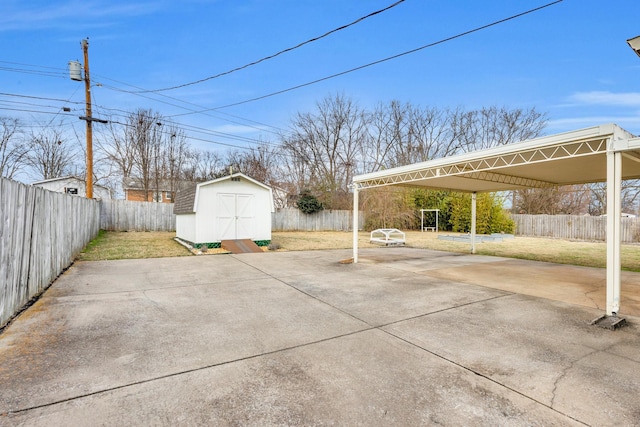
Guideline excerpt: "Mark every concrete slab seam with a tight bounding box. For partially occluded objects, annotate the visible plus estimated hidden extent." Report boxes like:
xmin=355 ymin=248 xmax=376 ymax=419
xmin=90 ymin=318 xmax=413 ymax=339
xmin=230 ymin=254 xmax=372 ymax=326
xmin=379 ymin=327 xmax=590 ymax=427
xmin=226 ymin=256 xmax=591 ymax=423
xmin=229 ymin=254 xmax=593 ymax=425
xmin=3 ymin=326 xmax=374 ymax=416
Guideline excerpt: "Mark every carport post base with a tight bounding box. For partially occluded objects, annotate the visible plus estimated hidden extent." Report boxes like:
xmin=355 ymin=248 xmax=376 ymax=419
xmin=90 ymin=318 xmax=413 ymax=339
xmin=591 ymin=314 xmax=628 ymax=330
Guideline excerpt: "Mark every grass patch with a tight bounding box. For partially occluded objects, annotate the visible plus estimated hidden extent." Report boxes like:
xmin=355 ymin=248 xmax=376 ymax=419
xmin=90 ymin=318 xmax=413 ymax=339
xmin=78 ymin=231 xmax=191 ymax=261
xmin=78 ymin=230 xmax=640 ymax=272
xmin=270 ymin=231 xmax=640 ymax=272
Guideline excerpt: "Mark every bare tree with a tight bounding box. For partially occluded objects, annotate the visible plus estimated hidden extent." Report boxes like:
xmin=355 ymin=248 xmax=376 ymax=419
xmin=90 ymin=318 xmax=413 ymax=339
xmin=127 ymin=109 xmax=165 ymax=200
xmin=452 ymin=106 xmax=547 ymax=152
xmin=24 ymin=124 xmax=79 ymax=180
xmin=101 ymin=109 xmax=166 ymax=200
xmin=0 ymin=117 xmax=27 ymax=179
xmin=161 ymin=126 xmax=190 ymax=198
xmin=226 ymin=142 xmax=280 ymax=185
xmin=362 ymin=102 xmax=398 ymax=173
xmin=275 ymin=140 xmax=311 ymax=206
xmin=182 ymin=149 xmax=225 ymax=182
xmin=588 ymin=181 xmax=640 ymax=216
xmin=100 ymin=112 xmax=193 ymax=198
xmin=281 ymin=93 xmax=369 ymax=209
xmin=515 ymin=187 xmax=567 ymax=214
xmin=99 ymin=118 xmax=137 ymax=184
xmin=362 ymin=187 xmax=415 ymax=229
xmin=380 ymin=102 xmax=460 ymax=167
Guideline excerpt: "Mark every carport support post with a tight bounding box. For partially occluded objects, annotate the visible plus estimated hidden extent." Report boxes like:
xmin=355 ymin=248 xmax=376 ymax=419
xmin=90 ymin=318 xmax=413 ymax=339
xmin=471 ymin=192 xmax=477 ymax=254
xmin=353 ymin=185 xmax=359 ymax=263
xmin=606 ymin=150 xmax=622 ymax=315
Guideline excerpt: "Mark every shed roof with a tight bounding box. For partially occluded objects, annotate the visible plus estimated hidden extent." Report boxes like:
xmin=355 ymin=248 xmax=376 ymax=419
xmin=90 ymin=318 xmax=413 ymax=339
xmin=173 ymin=184 xmax=197 ymax=215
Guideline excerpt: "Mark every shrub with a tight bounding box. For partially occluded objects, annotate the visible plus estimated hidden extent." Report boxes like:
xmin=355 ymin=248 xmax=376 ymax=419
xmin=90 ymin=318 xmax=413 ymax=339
xmin=296 ymin=189 xmax=324 ymax=214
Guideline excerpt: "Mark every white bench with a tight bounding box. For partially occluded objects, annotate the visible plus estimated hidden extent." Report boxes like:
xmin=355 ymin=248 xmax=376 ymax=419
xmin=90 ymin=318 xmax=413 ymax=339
xmin=370 ymin=228 xmax=406 ymax=246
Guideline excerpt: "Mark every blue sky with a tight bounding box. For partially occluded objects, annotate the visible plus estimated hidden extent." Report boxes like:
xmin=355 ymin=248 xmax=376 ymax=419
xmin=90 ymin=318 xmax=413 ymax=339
xmin=2 ymin=0 xmax=640 ymax=156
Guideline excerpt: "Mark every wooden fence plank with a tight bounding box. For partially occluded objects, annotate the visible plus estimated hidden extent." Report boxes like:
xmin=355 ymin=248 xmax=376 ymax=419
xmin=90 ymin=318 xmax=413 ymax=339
xmin=512 ymin=214 xmax=639 ymax=242
xmin=1 ymin=178 xmax=99 ymax=329
xmin=271 ymin=208 xmax=363 ymax=231
xmin=99 ymin=199 xmax=176 ymax=232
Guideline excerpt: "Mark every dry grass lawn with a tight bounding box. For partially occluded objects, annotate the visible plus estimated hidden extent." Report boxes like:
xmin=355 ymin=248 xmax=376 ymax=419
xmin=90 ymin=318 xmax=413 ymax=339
xmin=272 ymin=231 xmax=640 ymax=271
xmin=77 ymin=230 xmax=640 ymax=272
xmin=78 ymin=230 xmax=192 ymax=261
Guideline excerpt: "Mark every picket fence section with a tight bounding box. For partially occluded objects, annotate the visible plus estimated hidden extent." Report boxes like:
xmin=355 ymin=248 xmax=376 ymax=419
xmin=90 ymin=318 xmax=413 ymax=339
xmin=0 ymin=178 xmax=100 ymax=328
xmin=100 ymin=199 xmax=176 ymax=232
xmin=512 ymin=214 xmax=640 ymax=242
xmin=272 ymin=208 xmax=363 ymax=231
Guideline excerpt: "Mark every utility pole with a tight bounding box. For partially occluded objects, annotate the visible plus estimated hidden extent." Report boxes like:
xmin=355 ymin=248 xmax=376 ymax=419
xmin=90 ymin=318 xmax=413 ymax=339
xmin=70 ymin=39 xmax=106 ymax=198
xmin=82 ymin=39 xmax=93 ymax=199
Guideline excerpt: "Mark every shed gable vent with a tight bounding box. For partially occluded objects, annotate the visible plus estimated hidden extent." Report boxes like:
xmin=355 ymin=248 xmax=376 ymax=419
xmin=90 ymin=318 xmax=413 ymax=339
xmin=231 ymin=177 xmax=241 ymax=182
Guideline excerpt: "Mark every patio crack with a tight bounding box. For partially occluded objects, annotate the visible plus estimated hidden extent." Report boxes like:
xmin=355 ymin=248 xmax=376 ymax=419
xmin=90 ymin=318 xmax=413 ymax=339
xmin=548 ymin=348 xmax=600 ymax=409
xmin=142 ymin=290 xmax=168 ymax=314
xmin=583 ymin=278 xmax=605 ymax=311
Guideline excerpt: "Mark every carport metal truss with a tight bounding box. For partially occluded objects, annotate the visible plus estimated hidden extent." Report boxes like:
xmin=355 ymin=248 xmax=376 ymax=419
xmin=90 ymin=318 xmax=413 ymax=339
xmin=354 ymin=137 xmax=608 ymax=190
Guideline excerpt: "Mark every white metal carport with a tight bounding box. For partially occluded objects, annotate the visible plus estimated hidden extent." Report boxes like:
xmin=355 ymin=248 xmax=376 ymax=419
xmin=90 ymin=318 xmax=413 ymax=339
xmin=352 ymin=124 xmax=640 ymax=318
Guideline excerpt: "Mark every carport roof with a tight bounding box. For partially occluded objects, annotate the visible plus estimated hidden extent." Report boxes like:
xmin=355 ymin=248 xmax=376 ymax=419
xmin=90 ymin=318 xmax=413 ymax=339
xmin=353 ymin=124 xmax=640 ymax=193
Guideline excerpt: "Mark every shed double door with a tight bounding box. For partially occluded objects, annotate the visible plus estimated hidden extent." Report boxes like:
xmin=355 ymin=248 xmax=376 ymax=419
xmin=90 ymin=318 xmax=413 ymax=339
xmin=217 ymin=193 xmax=254 ymax=240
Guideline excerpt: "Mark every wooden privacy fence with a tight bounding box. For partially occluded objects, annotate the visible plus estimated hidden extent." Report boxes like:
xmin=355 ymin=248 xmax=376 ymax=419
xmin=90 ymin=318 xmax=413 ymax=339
xmin=0 ymin=178 xmax=100 ymax=329
xmin=512 ymin=214 xmax=640 ymax=242
xmin=100 ymin=199 xmax=176 ymax=232
xmin=98 ymin=203 xmax=361 ymax=233
xmin=272 ymin=208 xmax=363 ymax=231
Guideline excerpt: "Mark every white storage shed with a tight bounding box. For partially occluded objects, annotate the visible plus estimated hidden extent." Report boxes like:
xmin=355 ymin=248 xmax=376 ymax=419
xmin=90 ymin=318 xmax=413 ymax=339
xmin=174 ymin=173 xmax=274 ymax=247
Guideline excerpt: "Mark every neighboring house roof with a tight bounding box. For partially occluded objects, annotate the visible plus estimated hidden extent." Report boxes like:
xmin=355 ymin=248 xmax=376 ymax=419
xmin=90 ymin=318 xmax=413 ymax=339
xmin=31 ymin=175 xmax=111 ymax=192
xmin=173 ymin=173 xmax=273 ymax=215
xmin=123 ymin=177 xmax=194 ymax=191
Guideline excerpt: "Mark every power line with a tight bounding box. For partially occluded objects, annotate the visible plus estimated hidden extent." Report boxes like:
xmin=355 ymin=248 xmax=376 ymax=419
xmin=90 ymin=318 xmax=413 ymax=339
xmin=0 ymin=62 xmax=290 ymax=137
xmin=0 ymin=99 xmax=274 ymax=151
xmin=0 ymin=90 xmax=281 ymax=150
xmin=0 ymin=82 xmax=286 ymax=155
xmin=0 ymin=61 xmax=68 ymax=82
xmin=0 ymin=60 xmax=68 ymax=72
xmin=105 ymin=118 xmax=289 ymax=157
xmin=96 ymin=78 xmax=288 ymax=136
xmin=134 ymin=0 xmax=406 ymax=94
xmin=174 ymin=0 xmax=564 ymax=115
xmin=0 ymin=68 xmax=65 ymax=79
xmin=0 ymin=106 xmax=76 ymax=116
xmin=89 ymin=100 xmax=281 ymax=147
xmin=0 ymin=98 xmax=66 ymax=109
xmin=0 ymin=92 xmax=83 ymax=105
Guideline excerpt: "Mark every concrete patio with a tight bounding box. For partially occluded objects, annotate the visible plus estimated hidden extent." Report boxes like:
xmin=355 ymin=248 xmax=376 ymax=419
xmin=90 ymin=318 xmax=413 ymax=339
xmin=1 ymin=247 xmax=639 ymax=426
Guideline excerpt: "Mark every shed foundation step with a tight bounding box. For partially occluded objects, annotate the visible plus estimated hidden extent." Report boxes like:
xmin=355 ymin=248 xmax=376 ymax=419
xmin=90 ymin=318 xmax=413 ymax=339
xmin=221 ymin=239 xmax=263 ymax=254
